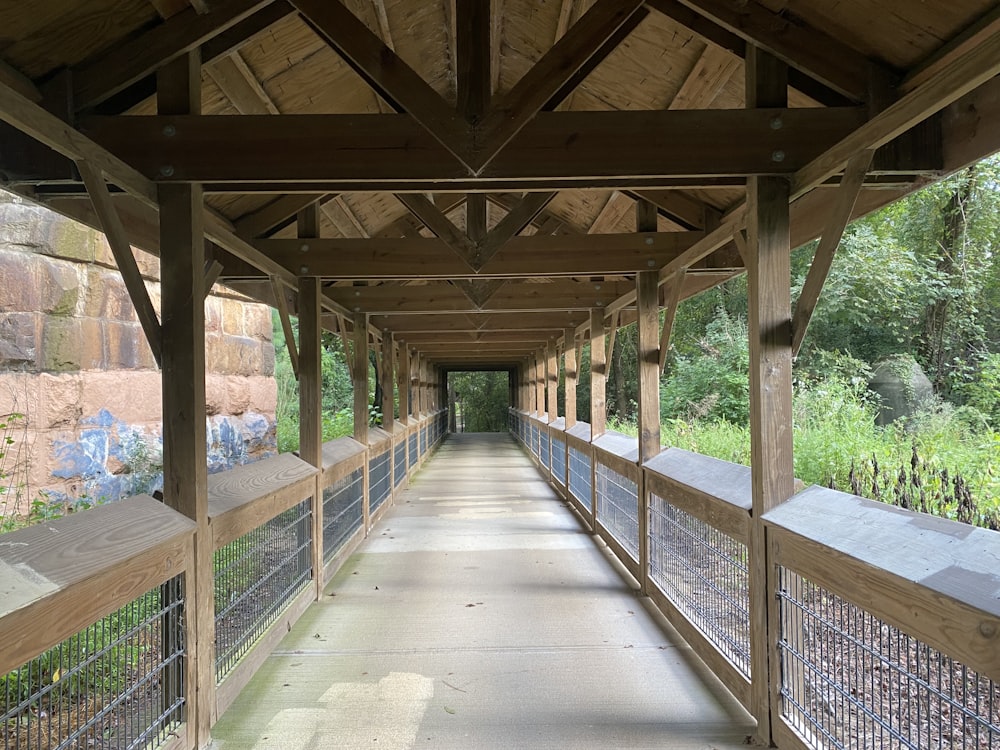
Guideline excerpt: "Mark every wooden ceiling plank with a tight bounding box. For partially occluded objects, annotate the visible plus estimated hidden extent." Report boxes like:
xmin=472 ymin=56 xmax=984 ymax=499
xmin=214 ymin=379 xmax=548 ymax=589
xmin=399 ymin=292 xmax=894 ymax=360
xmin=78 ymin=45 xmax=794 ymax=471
xmin=235 ymin=193 xmax=328 ymax=238
xmin=333 ymin=196 xmax=369 ymax=238
xmin=588 ymin=191 xmax=633 ymax=234
xmin=668 ymin=43 xmax=740 ymax=110
xmin=201 ymin=1 xmax=296 ymax=60
xmin=72 ymin=0 xmax=276 ymax=110
xmin=793 ymin=30 xmax=1000 ymax=199
xmin=395 ymin=193 xmax=477 ymax=269
xmin=476 ymin=191 xmax=557 ymax=268
xmin=206 ymin=51 xmax=279 ymax=114
xmin=473 ymin=0 xmax=646 ymax=169
xmin=902 ymin=6 xmax=1000 ymax=94
xmin=457 ymin=0 xmax=490 ymax=122
xmin=83 ymin=108 xmax=866 ymax=184
xmin=629 ymin=189 xmax=716 ymax=230
xmin=290 ymin=0 xmax=472 ymax=169
xmin=791 ymin=149 xmax=873 ymax=357
xmin=649 ymin=0 xmax=872 ymax=101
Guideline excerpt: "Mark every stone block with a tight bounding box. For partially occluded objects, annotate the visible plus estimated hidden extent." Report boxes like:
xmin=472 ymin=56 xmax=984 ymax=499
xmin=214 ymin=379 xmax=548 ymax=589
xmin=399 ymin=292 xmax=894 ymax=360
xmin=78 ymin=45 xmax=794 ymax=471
xmin=84 ymin=268 xmax=138 ymax=321
xmin=261 ymin=341 xmax=275 ymax=376
xmin=0 ymin=372 xmax=38 ymax=420
xmin=80 ymin=371 xmax=162 ymax=423
xmin=38 ymin=373 xmax=82 ymax=429
xmin=221 ymin=299 xmax=245 ymax=337
xmin=0 ymin=201 xmax=56 ymax=256
xmin=78 ymin=317 xmax=105 ymax=370
xmin=246 ymin=304 xmax=274 ymax=341
xmin=225 ymin=375 xmax=252 ymax=414
xmin=0 ymin=250 xmax=42 ymax=312
xmin=248 ymin=374 xmax=277 ymax=417
xmin=46 ymin=213 xmax=99 ymax=263
xmin=204 ymin=332 xmax=225 ymax=373
xmin=42 ymin=316 xmax=85 ymax=372
xmin=105 ymin=320 xmax=156 ymax=370
xmin=205 ymin=296 xmax=223 ymax=333
xmin=205 ymin=374 xmax=227 ymax=416
xmin=0 ymin=312 xmax=41 ymax=368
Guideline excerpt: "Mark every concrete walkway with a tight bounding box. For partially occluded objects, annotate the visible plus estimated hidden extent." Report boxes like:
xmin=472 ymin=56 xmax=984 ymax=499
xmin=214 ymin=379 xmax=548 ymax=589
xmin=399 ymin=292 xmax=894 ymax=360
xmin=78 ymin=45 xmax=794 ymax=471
xmin=210 ymin=432 xmax=754 ymax=749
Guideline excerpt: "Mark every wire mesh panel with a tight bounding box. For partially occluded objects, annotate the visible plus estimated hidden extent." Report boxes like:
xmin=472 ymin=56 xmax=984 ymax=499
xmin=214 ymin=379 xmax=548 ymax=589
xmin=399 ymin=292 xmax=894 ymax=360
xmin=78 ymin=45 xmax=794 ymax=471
xmin=2 ymin=576 xmax=186 ymax=750
xmin=420 ymin=426 xmax=428 ymax=457
xmin=408 ymin=432 xmax=417 ymax=469
xmin=540 ymin=430 xmax=551 ymax=470
xmin=551 ymin=436 xmax=566 ymax=486
xmin=214 ymin=498 xmax=312 ymax=681
xmin=648 ymin=493 xmax=750 ymax=677
xmin=369 ymin=448 xmax=391 ymax=514
xmin=323 ymin=466 xmax=364 ymax=561
xmin=530 ymin=424 xmax=539 ymax=458
xmin=595 ymin=459 xmax=639 ymax=560
xmin=393 ymin=440 xmax=406 ymax=488
xmin=568 ymin=445 xmax=592 ymax=507
xmin=777 ymin=568 xmax=1000 ymax=749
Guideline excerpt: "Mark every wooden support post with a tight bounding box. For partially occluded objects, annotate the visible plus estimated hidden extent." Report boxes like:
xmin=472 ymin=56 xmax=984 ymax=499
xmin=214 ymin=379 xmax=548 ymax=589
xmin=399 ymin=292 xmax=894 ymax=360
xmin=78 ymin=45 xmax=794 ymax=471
xmin=298 ymin=276 xmax=323 ymax=598
xmin=297 ymin=202 xmax=322 ymax=596
xmin=381 ymin=330 xmax=395 ymax=428
xmin=352 ymin=312 xmax=370 ymax=530
xmin=546 ymin=341 xmax=558 ymax=423
xmin=590 ymin=309 xmax=607 ymax=439
xmin=203 ymin=258 xmax=224 ymax=297
xmin=636 ymin=269 xmax=659 ymax=594
xmin=746 ymin=45 xmax=794 ymax=747
xmin=397 ymin=340 xmax=410 ymax=421
xmin=564 ymin=329 xmax=577 ymax=428
xmin=157 ymin=51 xmax=214 ymax=745
xmin=535 ymin=350 xmax=546 ymax=418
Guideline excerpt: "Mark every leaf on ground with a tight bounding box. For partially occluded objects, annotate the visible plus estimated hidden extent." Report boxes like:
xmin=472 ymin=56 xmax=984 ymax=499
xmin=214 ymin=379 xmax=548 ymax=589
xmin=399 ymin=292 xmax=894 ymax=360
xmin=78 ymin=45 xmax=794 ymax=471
xmin=444 ymin=706 xmax=456 ymax=715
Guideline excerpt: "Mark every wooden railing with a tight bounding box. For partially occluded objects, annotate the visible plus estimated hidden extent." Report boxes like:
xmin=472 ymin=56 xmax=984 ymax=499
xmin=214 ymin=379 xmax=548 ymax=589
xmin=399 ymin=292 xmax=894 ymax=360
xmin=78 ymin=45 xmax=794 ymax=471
xmin=511 ymin=408 xmax=1000 ymax=749
xmin=0 ymin=409 xmax=448 ymax=750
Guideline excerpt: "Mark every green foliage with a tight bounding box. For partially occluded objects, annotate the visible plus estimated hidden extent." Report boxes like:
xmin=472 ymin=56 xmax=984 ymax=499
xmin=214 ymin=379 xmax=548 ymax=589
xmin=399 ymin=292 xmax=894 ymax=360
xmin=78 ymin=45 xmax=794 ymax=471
xmin=660 ymin=311 xmax=749 ymax=424
xmin=958 ymin=352 xmax=1000 ymax=427
xmin=451 ymin=371 xmax=509 ymax=432
xmin=0 ymin=411 xmax=25 ymax=532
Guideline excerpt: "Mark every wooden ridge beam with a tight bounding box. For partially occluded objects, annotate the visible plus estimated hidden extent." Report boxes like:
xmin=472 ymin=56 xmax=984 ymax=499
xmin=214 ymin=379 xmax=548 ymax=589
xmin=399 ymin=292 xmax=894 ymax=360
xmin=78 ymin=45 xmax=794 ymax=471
xmin=457 ymin=0 xmax=490 ymax=122
xmin=395 ymin=193 xmax=477 ymax=269
xmin=291 ymin=0 xmax=472 ymax=169
xmin=476 ymin=192 xmax=557 ymax=267
xmin=366 ymin=311 xmax=589 ymax=333
xmin=235 ymin=193 xmax=328 ymax=238
xmin=256 ymin=230 xmax=703 ymax=278
xmin=80 ymin=108 xmax=867 ymax=184
xmin=73 ymin=0 xmax=277 ymax=110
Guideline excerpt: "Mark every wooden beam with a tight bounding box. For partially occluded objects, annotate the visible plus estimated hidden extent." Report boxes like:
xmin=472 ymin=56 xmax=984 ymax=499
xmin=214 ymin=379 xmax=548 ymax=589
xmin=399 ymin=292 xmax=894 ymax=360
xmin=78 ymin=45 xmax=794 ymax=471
xmin=381 ymin=329 xmax=396 ymax=426
xmin=541 ymin=7 xmax=650 ymax=112
xmin=0 ymin=58 xmax=41 ymax=103
xmin=546 ymin=341 xmax=559 ymax=421
xmin=650 ymin=0 xmax=871 ymax=101
xmin=466 ymin=193 xmax=488 ymax=245
xmin=204 ymin=258 xmax=224 ymax=295
xmin=206 ymin=52 xmax=280 ymax=114
xmin=457 ymin=0 xmax=491 ymax=122
xmin=77 ymin=161 xmax=163 ymax=368
xmin=658 ymin=268 xmax=685 ymax=374
xmin=80 ymin=108 xmax=866 ymax=184
xmin=563 ymin=327 xmax=577 ymax=428
xmin=791 ymin=149 xmax=873 ymax=357
xmin=257 ymin=230 xmax=705 ymax=279
xmin=235 ymin=194 xmax=327 ymax=238
xmin=473 ymin=0 xmax=644 ymax=169
xmin=631 ymin=189 xmax=718 ymax=230
xmin=902 ymin=6 xmax=1000 ymax=94
xmin=73 ymin=0 xmax=275 ymax=109
xmin=793 ymin=30 xmax=1000 ymax=199
xmin=271 ymin=276 xmax=299 ymax=378
xmin=367 ymin=311 xmax=589 ymax=334
xmin=475 ymin=192 xmax=557 ymax=268
xmin=291 ymin=0 xmax=472 ymax=169
xmin=395 ymin=193 xmax=477 ymax=268
xmin=451 ymin=278 xmax=508 ymax=309
xmin=589 ymin=308 xmax=607 ymax=439
xmin=605 ymin=309 xmax=620 ymax=365
xmin=397 ymin=336 xmax=409 ymax=421
xmin=352 ymin=311 xmax=369 ymax=444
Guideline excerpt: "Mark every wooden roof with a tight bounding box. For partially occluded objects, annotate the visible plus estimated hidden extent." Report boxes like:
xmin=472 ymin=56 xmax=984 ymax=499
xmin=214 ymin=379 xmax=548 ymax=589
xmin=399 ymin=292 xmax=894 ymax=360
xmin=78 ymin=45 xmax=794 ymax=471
xmin=2 ymin=0 xmax=1000 ymax=367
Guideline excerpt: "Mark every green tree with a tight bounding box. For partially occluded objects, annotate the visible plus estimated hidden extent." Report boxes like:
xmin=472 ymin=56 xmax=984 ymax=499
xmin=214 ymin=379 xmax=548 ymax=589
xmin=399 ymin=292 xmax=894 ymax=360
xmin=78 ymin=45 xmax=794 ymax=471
xmin=450 ymin=371 xmax=509 ymax=432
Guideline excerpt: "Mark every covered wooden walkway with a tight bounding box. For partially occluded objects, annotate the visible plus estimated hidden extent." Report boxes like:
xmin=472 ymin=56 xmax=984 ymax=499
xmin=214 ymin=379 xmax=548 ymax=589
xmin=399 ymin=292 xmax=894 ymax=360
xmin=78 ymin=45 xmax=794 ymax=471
xmin=210 ymin=433 xmax=753 ymax=749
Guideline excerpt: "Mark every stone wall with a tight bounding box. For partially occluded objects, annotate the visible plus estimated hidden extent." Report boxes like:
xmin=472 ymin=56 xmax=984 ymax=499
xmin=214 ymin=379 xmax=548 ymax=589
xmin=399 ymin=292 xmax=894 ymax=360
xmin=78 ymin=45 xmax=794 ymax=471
xmin=0 ymin=191 xmax=277 ymax=513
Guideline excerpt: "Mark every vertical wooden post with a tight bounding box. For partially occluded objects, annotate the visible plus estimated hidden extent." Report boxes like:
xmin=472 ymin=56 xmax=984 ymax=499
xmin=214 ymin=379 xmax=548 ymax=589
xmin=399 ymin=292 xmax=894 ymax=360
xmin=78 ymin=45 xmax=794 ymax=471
xmin=353 ymin=313 xmax=370 ymax=531
xmin=381 ymin=330 xmax=395 ymax=428
xmin=397 ymin=341 xmax=410 ymax=472
xmin=535 ymin=350 xmax=545 ymax=418
xmin=297 ymin=206 xmax=323 ymax=598
xmin=564 ymin=329 xmax=577 ymax=428
xmin=546 ymin=341 xmax=558 ymax=422
xmin=746 ymin=45 xmax=794 ymax=747
xmin=157 ymin=50 xmax=215 ymax=744
xmin=636 ymin=269 xmax=660 ymax=595
xmin=589 ymin=309 xmax=607 ymax=438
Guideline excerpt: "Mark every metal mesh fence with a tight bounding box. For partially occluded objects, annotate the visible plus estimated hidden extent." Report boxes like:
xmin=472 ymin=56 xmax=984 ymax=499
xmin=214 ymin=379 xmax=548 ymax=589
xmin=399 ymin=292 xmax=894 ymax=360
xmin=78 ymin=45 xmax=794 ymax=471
xmin=595 ymin=459 xmax=639 ymax=560
xmin=551 ymin=436 xmax=566 ymax=486
xmin=214 ymin=498 xmax=312 ymax=680
xmin=323 ymin=467 xmax=364 ymax=562
xmin=420 ymin=427 xmax=428 ymax=457
xmin=2 ymin=576 xmax=186 ymax=750
xmin=648 ymin=493 xmax=750 ymax=677
xmin=393 ymin=440 xmax=406 ymax=488
xmin=778 ymin=568 xmax=1000 ymax=749
xmin=530 ymin=424 xmax=539 ymax=458
xmin=369 ymin=448 xmax=391 ymax=514
xmin=540 ymin=430 xmax=550 ymax=470
xmin=408 ymin=433 xmax=417 ymax=469
xmin=568 ymin=445 xmax=592 ymax=508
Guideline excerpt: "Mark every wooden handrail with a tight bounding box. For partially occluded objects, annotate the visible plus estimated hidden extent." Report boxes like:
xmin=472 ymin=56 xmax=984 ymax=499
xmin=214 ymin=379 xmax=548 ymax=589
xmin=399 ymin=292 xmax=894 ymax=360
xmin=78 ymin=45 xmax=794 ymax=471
xmin=321 ymin=436 xmax=367 ymax=487
xmin=0 ymin=494 xmax=195 ymax=676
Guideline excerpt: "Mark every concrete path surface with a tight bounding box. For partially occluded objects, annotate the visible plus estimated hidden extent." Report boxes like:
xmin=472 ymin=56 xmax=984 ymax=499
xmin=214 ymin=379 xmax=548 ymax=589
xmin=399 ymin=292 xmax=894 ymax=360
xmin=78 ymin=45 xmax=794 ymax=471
xmin=210 ymin=432 xmax=754 ymax=749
